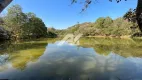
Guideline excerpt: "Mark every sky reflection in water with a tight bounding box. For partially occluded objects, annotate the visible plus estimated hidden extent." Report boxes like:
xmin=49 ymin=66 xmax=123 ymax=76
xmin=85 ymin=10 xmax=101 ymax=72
xmin=0 ymin=38 xmax=142 ymax=80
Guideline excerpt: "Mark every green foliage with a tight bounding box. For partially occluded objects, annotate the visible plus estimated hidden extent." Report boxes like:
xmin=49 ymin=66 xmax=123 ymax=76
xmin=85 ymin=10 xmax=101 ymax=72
xmin=47 ymin=27 xmax=57 ymax=38
xmin=47 ymin=27 xmax=56 ymax=32
xmin=123 ymin=8 xmax=136 ymax=23
xmin=103 ymin=17 xmax=113 ymax=28
xmin=47 ymin=31 xmax=57 ymax=38
xmin=79 ymin=37 xmax=142 ymax=57
xmin=22 ymin=15 xmax=48 ymax=39
xmin=1 ymin=4 xmax=56 ymax=40
xmin=95 ymin=17 xmax=105 ymax=28
xmin=64 ymin=17 xmax=134 ymax=37
xmin=3 ymin=5 xmax=26 ymax=37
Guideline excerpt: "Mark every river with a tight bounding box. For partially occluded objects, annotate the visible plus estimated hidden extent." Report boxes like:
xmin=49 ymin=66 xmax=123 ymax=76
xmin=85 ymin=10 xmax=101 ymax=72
xmin=0 ymin=38 xmax=142 ymax=80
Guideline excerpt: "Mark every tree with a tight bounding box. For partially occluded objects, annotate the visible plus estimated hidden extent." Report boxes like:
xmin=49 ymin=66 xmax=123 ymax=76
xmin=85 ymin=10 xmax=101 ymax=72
xmin=3 ymin=4 xmax=27 ymax=39
xmin=64 ymin=16 xmax=133 ymax=37
xmin=71 ymin=0 xmax=142 ymax=32
xmin=2 ymin=5 xmax=49 ymax=39
xmin=103 ymin=17 xmax=113 ymax=28
xmin=47 ymin=27 xmax=56 ymax=32
xmin=123 ymin=9 xmax=139 ymax=34
xmin=22 ymin=13 xmax=47 ymax=38
xmin=136 ymin=0 xmax=142 ymax=32
xmin=47 ymin=27 xmax=58 ymax=38
xmin=95 ymin=17 xmax=105 ymax=28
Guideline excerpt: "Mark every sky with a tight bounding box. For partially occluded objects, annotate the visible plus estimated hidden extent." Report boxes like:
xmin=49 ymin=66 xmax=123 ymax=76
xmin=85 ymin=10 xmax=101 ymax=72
xmin=2 ymin=0 xmax=137 ymax=29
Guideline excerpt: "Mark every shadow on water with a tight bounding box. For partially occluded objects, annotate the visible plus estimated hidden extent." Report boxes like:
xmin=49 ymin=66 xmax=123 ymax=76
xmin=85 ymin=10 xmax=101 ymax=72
xmin=0 ymin=38 xmax=142 ymax=80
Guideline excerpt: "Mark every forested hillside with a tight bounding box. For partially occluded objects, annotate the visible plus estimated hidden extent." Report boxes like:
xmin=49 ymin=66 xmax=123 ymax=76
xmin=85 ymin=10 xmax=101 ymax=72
xmin=58 ymin=16 xmax=139 ymax=37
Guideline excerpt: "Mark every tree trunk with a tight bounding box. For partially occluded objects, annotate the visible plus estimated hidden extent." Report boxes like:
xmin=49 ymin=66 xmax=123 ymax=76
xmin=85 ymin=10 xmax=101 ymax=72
xmin=136 ymin=0 xmax=142 ymax=32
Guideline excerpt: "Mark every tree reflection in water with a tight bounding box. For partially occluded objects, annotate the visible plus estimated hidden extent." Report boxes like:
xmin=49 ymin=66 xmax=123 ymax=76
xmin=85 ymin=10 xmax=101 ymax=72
xmin=0 ymin=38 xmax=142 ymax=80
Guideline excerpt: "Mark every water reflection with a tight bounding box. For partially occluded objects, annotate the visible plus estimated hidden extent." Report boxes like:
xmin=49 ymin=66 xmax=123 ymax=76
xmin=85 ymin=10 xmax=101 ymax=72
xmin=80 ymin=38 xmax=142 ymax=57
xmin=0 ymin=38 xmax=142 ymax=80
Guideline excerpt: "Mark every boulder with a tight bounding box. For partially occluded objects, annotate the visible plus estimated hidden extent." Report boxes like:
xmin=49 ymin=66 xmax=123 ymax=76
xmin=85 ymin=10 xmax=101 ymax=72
xmin=0 ymin=26 xmax=10 ymax=40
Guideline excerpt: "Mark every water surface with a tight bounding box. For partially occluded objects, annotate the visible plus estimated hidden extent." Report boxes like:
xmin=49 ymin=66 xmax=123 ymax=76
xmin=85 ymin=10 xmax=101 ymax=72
xmin=0 ymin=38 xmax=142 ymax=80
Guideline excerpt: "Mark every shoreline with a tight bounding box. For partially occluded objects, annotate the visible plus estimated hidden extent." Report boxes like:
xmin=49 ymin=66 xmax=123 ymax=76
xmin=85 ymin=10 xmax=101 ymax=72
xmin=85 ymin=35 xmax=132 ymax=39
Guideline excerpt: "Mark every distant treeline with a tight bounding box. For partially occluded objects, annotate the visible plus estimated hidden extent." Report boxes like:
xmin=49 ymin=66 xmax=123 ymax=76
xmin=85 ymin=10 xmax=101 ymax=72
xmin=55 ymin=16 xmax=139 ymax=37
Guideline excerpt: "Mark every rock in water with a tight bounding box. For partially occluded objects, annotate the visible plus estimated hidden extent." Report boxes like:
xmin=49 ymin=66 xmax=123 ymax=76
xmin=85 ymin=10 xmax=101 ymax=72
xmin=0 ymin=26 xmax=10 ymax=40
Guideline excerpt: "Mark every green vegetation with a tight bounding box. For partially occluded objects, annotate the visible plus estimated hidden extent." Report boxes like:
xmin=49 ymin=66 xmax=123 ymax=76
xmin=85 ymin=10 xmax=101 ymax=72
xmin=0 ymin=38 xmax=60 ymax=70
xmin=0 ymin=4 xmax=141 ymax=40
xmin=79 ymin=37 xmax=142 ymax=57
xmin=63 ymin=17 xmax=139 ymax=37
xmin=1 ymin=38 xmax=142 ymax=71
xmin=0 ymin=4 xmax=57 ymax=40
xmin=71 ymin=0 xmax=142 ymax=33
xmin=47 ymin=27 xmax=58 ymax=38
xmin=54 ymin=8 xmax=141 ymax=38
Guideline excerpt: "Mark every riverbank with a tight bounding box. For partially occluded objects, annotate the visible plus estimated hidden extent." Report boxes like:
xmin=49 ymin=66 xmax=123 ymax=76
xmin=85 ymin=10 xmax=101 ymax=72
xmin=86 ymin=35 xmax=132 ymax=39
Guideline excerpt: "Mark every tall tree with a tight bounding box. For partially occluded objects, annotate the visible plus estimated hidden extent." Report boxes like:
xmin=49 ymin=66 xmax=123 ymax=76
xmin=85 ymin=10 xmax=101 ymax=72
xmin=136 ymin=0 xmax=142 ymax=32
xmin=3 ymin=4 xmax=27 ymax=38
xmin=2 ymin=5 xmax=48 ymax=39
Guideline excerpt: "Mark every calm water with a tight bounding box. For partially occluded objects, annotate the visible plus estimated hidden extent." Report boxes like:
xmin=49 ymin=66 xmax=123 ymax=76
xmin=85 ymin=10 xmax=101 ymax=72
xmin=0 ymin=38 xmax=142 ymax=80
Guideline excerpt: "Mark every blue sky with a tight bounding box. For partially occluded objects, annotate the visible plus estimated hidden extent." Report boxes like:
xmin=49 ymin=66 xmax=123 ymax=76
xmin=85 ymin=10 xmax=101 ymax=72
xmin=2 ymin=0 xmax=137 ymax=29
